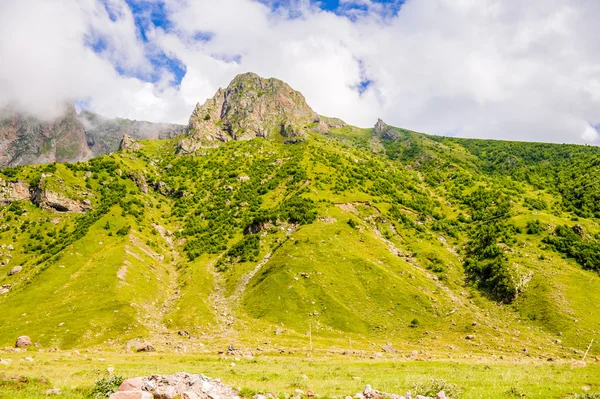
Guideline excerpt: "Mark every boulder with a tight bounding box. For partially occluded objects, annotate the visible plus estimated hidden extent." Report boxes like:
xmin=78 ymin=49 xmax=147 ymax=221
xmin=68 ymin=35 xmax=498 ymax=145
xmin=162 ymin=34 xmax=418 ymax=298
xmin=465 ymin=335 xmax=476 ymax=340
xmin=154 ymin=385 xmax=178 ymax=399
xmin=15 ymin=335 xmax=31 ymax=348
xmin=436 ymin=391 xmax=447 ymax=399
xmin=136 ymin=343 xmax=155 ymax=352
xmin=118 ymin=377 xmax=144 ymax=391
xmin=45 ymin=388 xmax=62 ymax=395
xmin=109 ymin=392 xmax=152 ymax=399
xmin=9 ymin=266 xmax=22 ymax=276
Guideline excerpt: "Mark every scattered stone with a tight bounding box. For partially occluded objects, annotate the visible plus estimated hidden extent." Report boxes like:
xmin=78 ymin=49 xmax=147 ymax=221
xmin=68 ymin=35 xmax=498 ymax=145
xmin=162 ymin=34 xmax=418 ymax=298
xmin=381 ymin=342 xmax=395 ymax=353
xmin=436 ymin=391 xmax=447 ymax=399
xmin=115 ymin=373 xmax=240 ymax=399
xmin=8 ymin=266 xmax=22 ymax=275
xmin=136 ymin=343 xmax=155 ymax=352
xmin=15 ymin=336 xmax=31 ymax=348
xmin=178 ymin=330 xmax=190 ymax=337
xmin=465 ymin=335 xmax=476 ymax=340
xmin=0 ymin=284 xmax=10 ymax=295
xmin=24 ymin=356 xmax=34 ymax=362
xmin=45 ymin=388 xmax=62 ymax=395
xmin=110 ymin=392 xmax=152 ymax=399
xmin=0 ymin=358 xmax=10 ymax=365
xmin=238 ymin=176 xmax=250 ymax=183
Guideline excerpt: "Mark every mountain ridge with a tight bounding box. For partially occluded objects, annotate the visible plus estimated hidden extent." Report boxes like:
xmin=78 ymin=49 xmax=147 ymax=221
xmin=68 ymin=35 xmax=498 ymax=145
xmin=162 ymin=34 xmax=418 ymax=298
xmin=0 ymin=73 xmax=598 ymax=360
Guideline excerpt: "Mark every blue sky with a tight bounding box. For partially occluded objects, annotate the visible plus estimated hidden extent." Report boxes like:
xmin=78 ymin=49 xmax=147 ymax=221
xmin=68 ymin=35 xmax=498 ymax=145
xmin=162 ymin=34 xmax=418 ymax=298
xmin=97 ymin=0 xmax=403 ymax=87
xmin=3 ymin=0 xmax=599 ymax=145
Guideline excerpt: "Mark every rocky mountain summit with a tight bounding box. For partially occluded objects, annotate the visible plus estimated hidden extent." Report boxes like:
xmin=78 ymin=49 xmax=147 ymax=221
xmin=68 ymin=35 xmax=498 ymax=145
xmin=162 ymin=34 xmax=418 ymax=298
xmin=179 ymin=72 xmax=343 ymax=153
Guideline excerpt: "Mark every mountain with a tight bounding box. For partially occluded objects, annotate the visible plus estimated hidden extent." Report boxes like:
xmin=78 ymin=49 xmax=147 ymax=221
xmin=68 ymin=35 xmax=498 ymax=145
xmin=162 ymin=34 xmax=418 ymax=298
xmin=178 ymin=72 xmax=340 ymax=153
xmin=79 ymin=110 xmax=185 ymax=157
xmin=0 ymin=73 xmax=599 ymax=359
xmin=0 ymin=104 xmax=92 ymax=168
xmin=0 ymin=106 xmax=185 ymax=168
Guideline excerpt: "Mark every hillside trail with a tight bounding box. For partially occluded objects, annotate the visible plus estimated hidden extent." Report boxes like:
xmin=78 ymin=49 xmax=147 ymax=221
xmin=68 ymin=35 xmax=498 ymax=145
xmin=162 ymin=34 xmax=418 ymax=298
xmin=209 ymin=225 xmax=296 ymax=338
xmin=128 ymin=226 xmax=181 ymax=341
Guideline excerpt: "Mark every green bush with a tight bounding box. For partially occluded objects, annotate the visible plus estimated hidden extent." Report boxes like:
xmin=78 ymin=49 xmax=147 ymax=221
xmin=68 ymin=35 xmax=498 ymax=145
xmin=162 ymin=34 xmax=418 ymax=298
xmin=89 ymin=375 xmax=124 ymax=398
xmin=412 ymin=379 xmax=461 ymax=399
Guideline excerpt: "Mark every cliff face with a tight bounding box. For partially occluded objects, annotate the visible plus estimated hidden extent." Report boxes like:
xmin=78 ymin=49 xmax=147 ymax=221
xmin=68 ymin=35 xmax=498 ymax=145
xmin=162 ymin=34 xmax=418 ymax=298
xmin=0 ymin=107 xmax=185 ymax=168
xmin=179 ymin=72 xmax=332 ymax=153
xmin=0 ymin=105 xmax=92 ymax=168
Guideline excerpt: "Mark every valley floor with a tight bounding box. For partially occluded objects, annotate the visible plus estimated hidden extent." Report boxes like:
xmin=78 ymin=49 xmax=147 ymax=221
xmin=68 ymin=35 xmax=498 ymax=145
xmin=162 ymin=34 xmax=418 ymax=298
xmin=1 ymin=347 xmax=599 ymax=399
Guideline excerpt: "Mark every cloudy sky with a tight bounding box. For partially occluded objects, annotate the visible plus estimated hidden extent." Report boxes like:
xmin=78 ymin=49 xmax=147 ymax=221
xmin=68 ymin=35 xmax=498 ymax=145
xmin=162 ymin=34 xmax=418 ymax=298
xmin=1 ymin=0 xmax=599 ymax=144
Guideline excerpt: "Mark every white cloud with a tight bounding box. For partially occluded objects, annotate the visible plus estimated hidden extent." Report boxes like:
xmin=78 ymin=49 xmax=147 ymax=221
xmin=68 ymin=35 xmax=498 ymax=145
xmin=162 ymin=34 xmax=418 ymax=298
xmin=1 ymin=0 xmax=600 ymax=145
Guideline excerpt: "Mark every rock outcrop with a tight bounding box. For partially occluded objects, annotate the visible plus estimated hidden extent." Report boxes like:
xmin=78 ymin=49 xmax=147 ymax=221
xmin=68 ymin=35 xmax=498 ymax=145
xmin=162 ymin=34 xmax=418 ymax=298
xmin=180 ymin=72 xmax=330 ymax=153
xmin=119 ymin=134 xmax=141 ymax=151
xmin=374 ymin=118 xmax=401 ymax=140
xmin=33 ymin=188 xmax=91 ymax=213
xmin=111 ymin=373 xmax=240 ymax=399
xmin=0 ymin=179 xmax=30 ymax=204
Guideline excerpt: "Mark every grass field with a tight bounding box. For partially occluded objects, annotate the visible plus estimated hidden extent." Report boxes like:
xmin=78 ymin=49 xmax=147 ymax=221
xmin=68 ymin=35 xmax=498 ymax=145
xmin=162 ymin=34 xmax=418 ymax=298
xmin=1 ymin=347 xmax=599 ymax=399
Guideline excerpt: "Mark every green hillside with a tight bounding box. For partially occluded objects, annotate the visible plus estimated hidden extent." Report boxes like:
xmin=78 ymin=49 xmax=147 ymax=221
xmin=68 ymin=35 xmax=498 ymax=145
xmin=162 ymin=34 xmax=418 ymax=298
xmin=1 ymin=121 xmax=599 ymax=359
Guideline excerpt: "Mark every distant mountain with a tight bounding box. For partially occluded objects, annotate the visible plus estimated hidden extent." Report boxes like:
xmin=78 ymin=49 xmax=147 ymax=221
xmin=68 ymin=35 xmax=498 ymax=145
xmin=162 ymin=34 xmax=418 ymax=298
xmin=0 ymin=106 xmax=185 ymax=168
xmin=0 ymin=73 xmax=599 ymax=358
xmin=0 ymin=104 xmax=92 ymax=168
xmin=79 ymin=110 xmax=185 ymax=157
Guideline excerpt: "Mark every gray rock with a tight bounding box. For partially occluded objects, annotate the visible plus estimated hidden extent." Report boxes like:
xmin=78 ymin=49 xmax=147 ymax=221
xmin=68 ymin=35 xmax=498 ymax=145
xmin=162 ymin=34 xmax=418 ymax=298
xmin=15 ymin=335 xmax=31 ymax=348
xmin=9 ymin=266 xmax=22 ymax=276
xmin=45 ymin=388 xmax=62 ymax=395
xmin=109 ymin=392 xmax=152 ymax=399
xmin=436 ymin=391 xmax=447 ymax=399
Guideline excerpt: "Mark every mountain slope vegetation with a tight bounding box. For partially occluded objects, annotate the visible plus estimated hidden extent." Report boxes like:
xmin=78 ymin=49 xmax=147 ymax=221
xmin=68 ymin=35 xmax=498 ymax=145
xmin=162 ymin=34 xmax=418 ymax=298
xmin=0 ymin=74 xmax=599 ymax=359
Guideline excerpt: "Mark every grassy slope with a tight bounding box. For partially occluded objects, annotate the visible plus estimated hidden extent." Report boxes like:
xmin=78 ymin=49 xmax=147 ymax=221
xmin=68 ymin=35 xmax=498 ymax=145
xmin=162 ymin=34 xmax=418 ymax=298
xmin=0 ymin=127 xmax=598 ymax=360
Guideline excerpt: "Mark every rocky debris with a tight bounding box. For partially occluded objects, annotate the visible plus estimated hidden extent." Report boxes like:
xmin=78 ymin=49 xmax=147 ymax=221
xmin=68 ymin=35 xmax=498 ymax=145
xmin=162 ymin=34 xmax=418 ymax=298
xmin=45 ymin=388 xmax=62 ymax=395
xmin=154 ymin=181 xmax=172 ymax=196
xmin=181 ymin=72 xmax=329 ymax=152
xmin=15 ymin=335 xmax=32 ymax=348
xmin=356 ymin=385 xmax=450 ymax=399
xmin=465 ymin=335 xmax=476 ymax=340
xmin=119 ymin=134 xmax=142 ymax=151
xmin=0 ymin=179 xmax=31 ymax=204
xmin=33 ymin=188 xmax=91 ymax=213
xmin=0 ymin=284 xmax=11 ymax=295
xmin=127 ymin=171 xmax=149 ymax=193
xmin=110 ymin=392 xmax=152 ymax=399
xmin=8 ymin=265 xmax=22 ymax=275
xmin=178 ymin=330 xmax=190 ymax=337
xmin=238 ymin=175 xmax=250 ymax=183
xmin=136 ymin=343 xmax=155 ymax=352
xmin=381 ymin=342 xmax=396 ymax=353
xmin=112 ymin=372 xmax=240 ymax=399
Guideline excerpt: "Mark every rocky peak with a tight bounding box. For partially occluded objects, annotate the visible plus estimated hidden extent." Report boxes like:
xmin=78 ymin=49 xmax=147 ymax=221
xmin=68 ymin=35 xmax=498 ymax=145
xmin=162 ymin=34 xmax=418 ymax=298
xmin=179 ymin=72 xmax=330 ymax=153
xmin=374 ymin=118 xmax=387 ymax=134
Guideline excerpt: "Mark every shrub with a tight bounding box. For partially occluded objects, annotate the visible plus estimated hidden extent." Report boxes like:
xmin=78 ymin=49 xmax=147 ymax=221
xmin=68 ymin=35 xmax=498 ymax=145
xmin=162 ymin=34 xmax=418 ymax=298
xmin=347 ymin=219 xmax=358 ymax=229
xmin=412 ymin=379 xmax=461 ymax=399
xmin=116 ymin=225 xmax=131 ymax=236
xmin=89 ymin=375 xmax=124 ymax=398
xmin=409 ymin=318 xmax=420 ymax=328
